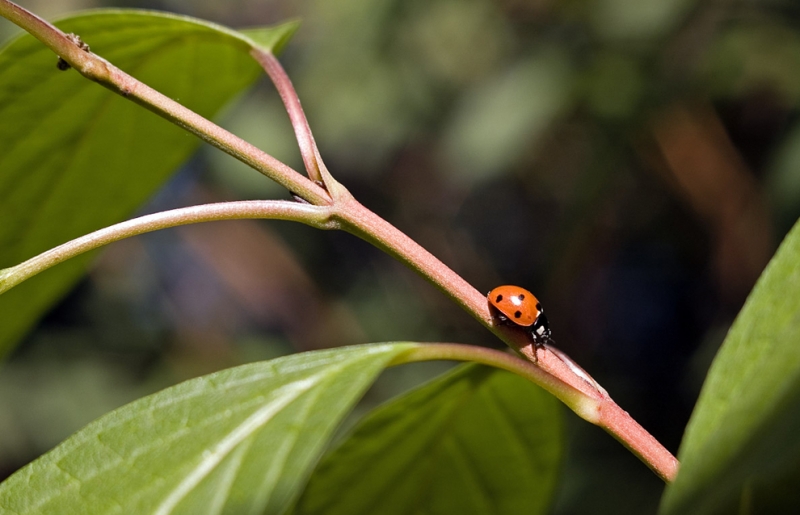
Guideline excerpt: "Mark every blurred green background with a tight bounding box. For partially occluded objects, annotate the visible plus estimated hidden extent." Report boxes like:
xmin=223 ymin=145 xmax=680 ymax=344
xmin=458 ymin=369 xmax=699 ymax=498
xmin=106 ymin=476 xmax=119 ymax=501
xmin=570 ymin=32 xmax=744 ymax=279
xmin=2 ymin=0 xmax=800 ymax=512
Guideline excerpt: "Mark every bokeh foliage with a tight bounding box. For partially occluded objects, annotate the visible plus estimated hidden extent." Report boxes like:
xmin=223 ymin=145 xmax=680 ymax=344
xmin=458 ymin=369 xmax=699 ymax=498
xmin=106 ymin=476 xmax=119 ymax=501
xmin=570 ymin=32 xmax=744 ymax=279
xmin=3 ymin=0 xmax=800 ymax=513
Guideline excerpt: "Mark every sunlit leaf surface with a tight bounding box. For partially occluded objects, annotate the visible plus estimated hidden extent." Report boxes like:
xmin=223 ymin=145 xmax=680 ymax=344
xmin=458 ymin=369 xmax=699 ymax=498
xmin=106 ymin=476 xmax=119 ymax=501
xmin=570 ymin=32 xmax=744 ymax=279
xmin=661 ymin=219 xmax=800 ymax=514
xmin=0 ymin=343 xmax=414 ymax=514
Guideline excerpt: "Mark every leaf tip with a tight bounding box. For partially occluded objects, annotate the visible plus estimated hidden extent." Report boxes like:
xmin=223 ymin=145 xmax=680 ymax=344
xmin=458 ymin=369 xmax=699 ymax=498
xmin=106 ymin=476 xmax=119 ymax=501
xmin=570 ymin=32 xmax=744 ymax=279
xmin=240 ymin=19 xmax=301 ymax=55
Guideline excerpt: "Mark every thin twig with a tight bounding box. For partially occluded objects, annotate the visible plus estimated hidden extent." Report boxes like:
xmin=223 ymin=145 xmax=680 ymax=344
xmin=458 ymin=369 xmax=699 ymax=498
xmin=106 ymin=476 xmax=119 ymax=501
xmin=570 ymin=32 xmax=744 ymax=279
xmin=0 ymin=201 xmax=334 ymax=295
xmin=251 ymin=49 xmax=323 ymax=184
xmin=252 ymin=49 xmax=348 ymax=199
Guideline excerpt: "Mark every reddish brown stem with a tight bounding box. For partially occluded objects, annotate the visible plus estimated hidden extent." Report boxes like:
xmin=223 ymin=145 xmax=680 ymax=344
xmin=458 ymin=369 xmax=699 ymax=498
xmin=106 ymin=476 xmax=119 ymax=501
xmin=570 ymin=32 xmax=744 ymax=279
xmin=336 ymin=195 xmax=607 ymax=399
xmin=598 ymin=401 xmax=680 ymax=482
xmin=251 ymin=49 xmax=324 ymax=184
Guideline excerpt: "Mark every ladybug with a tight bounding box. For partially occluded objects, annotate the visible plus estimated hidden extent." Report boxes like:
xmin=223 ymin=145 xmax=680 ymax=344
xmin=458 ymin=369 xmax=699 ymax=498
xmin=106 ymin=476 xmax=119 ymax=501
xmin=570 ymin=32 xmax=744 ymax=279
xmin=487 ymin=285 xmax=553 ymax=349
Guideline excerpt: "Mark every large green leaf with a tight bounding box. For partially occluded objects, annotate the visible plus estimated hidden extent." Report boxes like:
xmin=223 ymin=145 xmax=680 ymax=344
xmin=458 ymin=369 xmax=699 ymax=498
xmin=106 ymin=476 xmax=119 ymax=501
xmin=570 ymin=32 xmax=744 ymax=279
xmin=0 ymin=10 xmax=298 ymax=357
xmin=661 ymin=219 xmax=800 ymax=514
xmin=294 ymin=363 xmax=563 ymax=515
xmin=0 ymin=343 xmax=414 ymax=514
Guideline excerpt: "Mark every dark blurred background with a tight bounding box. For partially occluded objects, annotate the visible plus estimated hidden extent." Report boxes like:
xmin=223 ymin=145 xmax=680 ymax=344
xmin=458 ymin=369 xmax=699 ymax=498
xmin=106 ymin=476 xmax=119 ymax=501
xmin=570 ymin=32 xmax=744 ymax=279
xmin=2 ymin=0 xmax=800 ymax=512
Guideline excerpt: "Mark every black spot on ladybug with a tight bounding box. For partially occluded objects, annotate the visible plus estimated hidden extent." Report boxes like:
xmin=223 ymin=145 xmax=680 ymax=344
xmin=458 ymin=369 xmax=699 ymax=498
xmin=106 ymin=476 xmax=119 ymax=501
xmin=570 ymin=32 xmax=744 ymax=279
xmin=519 ymin=294 xmax=525 ymax=300
xmin=495 ymin=295 xmax=503 ymax=302
xmin=514 ymin=311 xmax=522 ymax=318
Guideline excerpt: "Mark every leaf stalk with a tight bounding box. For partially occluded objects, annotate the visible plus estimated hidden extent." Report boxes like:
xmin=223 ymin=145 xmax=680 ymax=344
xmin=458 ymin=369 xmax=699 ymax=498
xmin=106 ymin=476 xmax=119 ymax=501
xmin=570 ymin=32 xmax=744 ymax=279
xmin=0 ymin=201 xmax=334 ymax=295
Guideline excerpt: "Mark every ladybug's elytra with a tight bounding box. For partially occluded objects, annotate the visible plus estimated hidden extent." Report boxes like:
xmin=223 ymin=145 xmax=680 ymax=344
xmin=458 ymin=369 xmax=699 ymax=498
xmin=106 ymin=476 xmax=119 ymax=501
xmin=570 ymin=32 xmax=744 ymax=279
xmin=487 ymin=285 xmax=553 ymax=348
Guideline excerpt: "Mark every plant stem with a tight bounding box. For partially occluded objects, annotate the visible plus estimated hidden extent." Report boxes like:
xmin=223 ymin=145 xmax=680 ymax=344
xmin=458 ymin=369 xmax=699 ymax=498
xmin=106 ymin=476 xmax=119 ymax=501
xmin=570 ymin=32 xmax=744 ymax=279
xmin=0 ymin=0 xmax=330 ymax=206
xmin=251 ymin=49 xmax=323 ymax=184
xmin=597 ymin=399 xmax=680 ymax=483
xmin=395 ymin=343 xmax=593 ymax=415
xmin=243 ymin=46 xmax=613 ymax=411
xmin=0 ymin=201 xmax=334 ymax=295
xmin=339 ymin=199 xmax=679 ymax=481
xmin=250 ymin=48 xmax=349 ymax=200
xmin=336 ymin=195 xmax=604 ymax=399
xmin=395 ymin=343 xmax=679 ymax=482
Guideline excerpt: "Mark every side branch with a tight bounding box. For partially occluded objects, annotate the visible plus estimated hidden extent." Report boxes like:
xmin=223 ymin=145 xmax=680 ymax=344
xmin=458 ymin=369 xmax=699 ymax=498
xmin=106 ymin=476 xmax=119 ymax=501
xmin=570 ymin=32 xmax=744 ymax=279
xmin=0 ymin=201 xmax=334 ymax=295
xmin=251 ymin=49 xmax=348 ymax=199
xmin=251 ymin=49 xmax=323 ymax=184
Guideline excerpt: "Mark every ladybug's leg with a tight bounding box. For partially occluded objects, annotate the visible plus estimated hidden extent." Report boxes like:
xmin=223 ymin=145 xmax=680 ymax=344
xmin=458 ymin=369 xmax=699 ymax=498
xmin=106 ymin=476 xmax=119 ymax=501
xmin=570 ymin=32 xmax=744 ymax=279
xmin=489 ymin=310 xmax=508 ymax=324
xmin=530 ymin=314 xmax=553 ymax=363
xmin=529 ymin=336 xmax=545 ymax=363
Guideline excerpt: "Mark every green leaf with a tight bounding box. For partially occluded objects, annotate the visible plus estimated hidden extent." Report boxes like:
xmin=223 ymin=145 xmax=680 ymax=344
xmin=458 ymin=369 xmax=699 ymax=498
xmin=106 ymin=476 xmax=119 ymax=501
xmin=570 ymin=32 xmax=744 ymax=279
xmin=661 ymin=219 xmax=800 ymax=514
xmin=0 ymin=343 xmax=415 ymax=514
xmin=0 ymin=10 xmax=297 ymax=358
xmin=241 ymin=20 xmax=300 ymax=55
xmin=294 ymin=363 xmax=563 ymax=515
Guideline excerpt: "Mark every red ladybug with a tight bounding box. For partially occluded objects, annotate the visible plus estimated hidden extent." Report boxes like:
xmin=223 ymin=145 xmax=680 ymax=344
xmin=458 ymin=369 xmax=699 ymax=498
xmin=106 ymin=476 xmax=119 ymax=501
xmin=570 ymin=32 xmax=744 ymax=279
xmin=487 ymin=285 xmax=553 ymax=349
